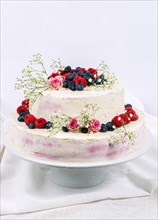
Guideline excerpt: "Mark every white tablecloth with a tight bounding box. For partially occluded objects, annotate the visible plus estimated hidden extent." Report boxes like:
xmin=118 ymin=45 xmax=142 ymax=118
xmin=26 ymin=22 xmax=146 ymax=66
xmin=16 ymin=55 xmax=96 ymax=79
xmin=1 ymin=95 xmax=157 ymax=219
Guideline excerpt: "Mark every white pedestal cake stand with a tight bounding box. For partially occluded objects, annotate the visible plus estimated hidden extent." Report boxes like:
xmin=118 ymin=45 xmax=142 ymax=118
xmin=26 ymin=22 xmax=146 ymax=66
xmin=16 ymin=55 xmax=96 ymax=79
xmin=4 ymin=128 xmax=152 ymax=188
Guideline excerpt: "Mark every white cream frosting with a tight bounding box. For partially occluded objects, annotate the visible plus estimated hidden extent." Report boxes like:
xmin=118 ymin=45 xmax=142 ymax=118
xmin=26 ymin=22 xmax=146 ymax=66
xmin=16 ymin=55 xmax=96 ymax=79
xmin=9 ymin=109 xmax=145 ymax=162
xmin=8 ymin=78 xmax=146 ymax=162
xmin=31 ymin=80 xmax=124 ymax=123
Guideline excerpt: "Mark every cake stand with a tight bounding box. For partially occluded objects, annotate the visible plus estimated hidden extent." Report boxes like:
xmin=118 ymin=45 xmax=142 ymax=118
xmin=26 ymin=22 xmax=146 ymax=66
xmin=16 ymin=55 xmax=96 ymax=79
xmin=4 ymin=128 xmax=152 ymax=188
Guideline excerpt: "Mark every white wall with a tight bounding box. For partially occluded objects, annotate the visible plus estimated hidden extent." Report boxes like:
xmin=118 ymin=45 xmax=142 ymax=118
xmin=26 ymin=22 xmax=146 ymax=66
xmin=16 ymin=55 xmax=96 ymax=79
xmin=1 ymin=1 xmax=157 ymax=116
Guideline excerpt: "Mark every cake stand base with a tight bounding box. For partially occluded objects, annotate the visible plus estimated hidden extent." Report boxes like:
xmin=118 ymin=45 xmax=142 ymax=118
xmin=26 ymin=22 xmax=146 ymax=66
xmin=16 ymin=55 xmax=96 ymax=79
xmin=50 ymin=167 xmax=106 ymax=188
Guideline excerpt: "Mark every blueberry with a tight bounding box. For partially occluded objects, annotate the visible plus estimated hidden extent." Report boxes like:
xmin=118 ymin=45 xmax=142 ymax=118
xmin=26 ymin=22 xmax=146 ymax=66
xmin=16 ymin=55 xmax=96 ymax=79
xmin=71 ymin=71 xmax=78 ymax=75
xmin=45 ymin=121 xmax=53 ymax=129
xmin=76 ymin=67 xmax=82 ymax=72
xmin=80 ymin=72 xmax=86 ymax=77
xmin=28 ymin=122 xmax=35 ymax=129
xmin=64 ymin=66 xmax=71 ymax=72
xmin=24 ymin=111 xmax=30 ymax=116
xmin=63 ymin=80 xmax=69 ymax=88
xmin=19 ymin=112 xmax=25 ymax=117
xmin=86 ymin=71 xmax=91 ymax=75
xmin=68 ymin=73 xmax=76 ymax=80
xmin=81 ymin=127 xmax=88 ymax=133
xmin=68 ymin=81 xmax=75 ymax=91
xmin=75 ymin=83 xmax=84 ymax=91
xmin=125 ymin=104 xmax=132 ymax=108
xmin=95 ymin=78 xmax=101 ymax=85
xmin=100 ymin=124 xmax=108 ymax=132
xmin=80 ymin=72 xmax=93 ymax=83
xmin=20 ymin=111 xmax=30 ymax=117
xmin=62 ymin=126 xmax=69 ymax=132
xmin=106 ymin=122 xmax=115 ymax=131
xmin=82 ymin=75 xmax=90 ymax=81
xmin=18 ymin=115 xmax=25 ymax=122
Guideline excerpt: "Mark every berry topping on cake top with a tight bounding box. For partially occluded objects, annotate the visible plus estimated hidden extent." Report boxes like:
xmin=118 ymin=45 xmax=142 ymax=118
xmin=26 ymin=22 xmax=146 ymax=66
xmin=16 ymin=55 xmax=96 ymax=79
xmin=15 ymin=54 xmax=118 ymax=108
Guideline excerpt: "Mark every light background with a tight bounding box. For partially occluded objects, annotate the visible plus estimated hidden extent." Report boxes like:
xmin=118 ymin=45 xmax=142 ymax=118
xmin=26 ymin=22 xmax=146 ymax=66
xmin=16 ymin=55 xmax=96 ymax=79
xmin=1 ymin=0 xmax=157 ymax=116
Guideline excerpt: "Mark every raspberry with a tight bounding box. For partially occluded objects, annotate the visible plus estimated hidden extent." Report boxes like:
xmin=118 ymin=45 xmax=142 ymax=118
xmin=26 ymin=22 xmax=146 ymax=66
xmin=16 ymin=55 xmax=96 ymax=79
xmin=58 ymin=70 xmax=65 ymax=75
xmin=112 ymin=115 xmax=124 ymax=127
xmin=22 ymin=99 xmax=29 ymax=108
xmin=48 ymin=73 xmax=59 ymax=79
xmin=127 ymin=111 xmax=139 ymax=121
xmin=64 ymin=72 xmax=71 ymax=80
xmin=81 ymin=68 xmax=86 ymax=72
xmin=77 ymin=70 xmax=83 ymax=75
xmin=119 ymin=113 xmax=130 ymax=124
xmin=17 ymin=105 xmax=28 ymax=115
xmin=22 ymin=99 xmax=29 ymax=105
xmin=24 ymin=114 xmax=36 ymax=126
xmin=87 ymin=68 xmax=98 ymax=78
xmin=35 ymin=118 xmax=46 ymax=128
xmin=125 ymin=107 xmax=135 ymax=114
xmin=73 ymin=76 xmax=87 ymax=88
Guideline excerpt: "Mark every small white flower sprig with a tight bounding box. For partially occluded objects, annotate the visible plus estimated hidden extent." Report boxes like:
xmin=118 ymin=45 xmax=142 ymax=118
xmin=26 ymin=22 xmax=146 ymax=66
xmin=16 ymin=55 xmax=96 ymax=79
xmin=50 ymin=58 xmax=65 ymax=72
xmin=49 ymin=113 xmax=71 ymax=135
xmin=109 ymin=126 xmax=136 ymax=146
xmin=15 ymin=53 xmax=50 ymax=108
xmin=77 ymin=103 xmax=99 ymax=128
xmin=96 ymin=61 xmax=118 ymax=89
xmin=49 ymin=103 xmax=100 ymax=135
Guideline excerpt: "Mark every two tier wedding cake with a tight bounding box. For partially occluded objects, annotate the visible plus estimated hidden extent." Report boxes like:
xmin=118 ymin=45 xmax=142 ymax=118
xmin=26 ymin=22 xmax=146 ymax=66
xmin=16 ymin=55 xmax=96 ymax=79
xmin=9 ymin=54 xmax=145 ymax=162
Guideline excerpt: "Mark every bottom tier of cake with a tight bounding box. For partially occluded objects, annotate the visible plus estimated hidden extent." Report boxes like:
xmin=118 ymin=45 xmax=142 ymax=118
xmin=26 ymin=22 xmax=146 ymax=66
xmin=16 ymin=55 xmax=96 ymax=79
xmin=8 ymin=109 xmax=145 ymax=162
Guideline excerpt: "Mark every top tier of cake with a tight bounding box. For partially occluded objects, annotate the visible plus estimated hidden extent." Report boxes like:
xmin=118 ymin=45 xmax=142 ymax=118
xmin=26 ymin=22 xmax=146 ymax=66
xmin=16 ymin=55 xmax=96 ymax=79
xmin=31 ymin=80 xmax=124 ymax=123
xmin=15 ymin=54 xmax=127 ymax=129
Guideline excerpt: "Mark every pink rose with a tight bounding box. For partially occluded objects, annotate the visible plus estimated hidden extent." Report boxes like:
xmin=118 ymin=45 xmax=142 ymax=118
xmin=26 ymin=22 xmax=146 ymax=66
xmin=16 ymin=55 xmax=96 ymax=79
xmin=67 ymin=118 xmax=80 ymax=132
xmin=89 ymin=119 xmax=101 ymax=132
xmin=55 ymin=75 xmax=65 ymax=84
xmin=48 ymin=75 xmax=65 ymax=90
